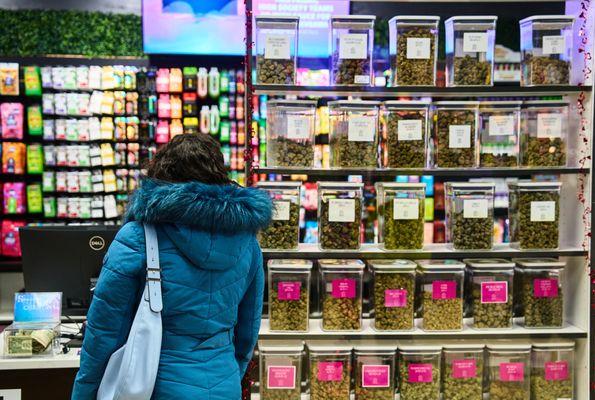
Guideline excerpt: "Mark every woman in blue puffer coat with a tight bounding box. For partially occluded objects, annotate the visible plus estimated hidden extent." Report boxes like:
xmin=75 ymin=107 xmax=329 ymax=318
xmin=72 ymin=134 xmax=272 ymax=399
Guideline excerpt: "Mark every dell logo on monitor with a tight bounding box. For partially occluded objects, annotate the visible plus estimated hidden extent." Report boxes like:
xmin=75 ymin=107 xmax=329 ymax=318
xmin=89 ymin=236 xmax=106 ymax=251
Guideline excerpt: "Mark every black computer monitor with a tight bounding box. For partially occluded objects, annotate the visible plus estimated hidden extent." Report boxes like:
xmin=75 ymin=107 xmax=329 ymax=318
xmin=20 ymin=225 xmax=120 ymax=316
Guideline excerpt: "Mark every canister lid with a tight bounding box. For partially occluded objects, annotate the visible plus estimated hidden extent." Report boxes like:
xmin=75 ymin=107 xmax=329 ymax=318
xmin=390 ymin=16 xmax=440 ymax=23
xmin=353 ymin=341 xmax=398 ymax=353
xmin=308 ymin=340 xmax=353 ymax=353
xmin=268 ymin=259 xmax=313 ymax=270
xmin=257 ymin=181 xmax=302 ymax=189
xmin=328 ymin=100 xmax=381 ymax=108
xmin=259 ymin=340 xmax=304 ymax=353
xmin=417 ymin=259 xmax=466 ymax=270
xmin=369 ymin=259 xmax=417 ymax=271
xmin=532 ymin=340 xmax=575 ymax=350
xmin=464 ymin=258 xmax=515 ymax=269
xmin=433 ymin=101 xmax=480 ymax=106
xmin=255 ymin=15 xmax=300 ymax=22
xmin=384 ymin=100 xmax=431 ymax=108
xmin=508 ymin=181 xmax=562 ymax=189
xmin=267 ymin=99 xmax=318 ymax=108
xmin=399 ymin=343 xmax=442 ymax=352
xmin=513 ymin=258 xmax=565 ymax=269
xmin=519 ymin=15 xmax=575 ymax=24
xmin=377 ymin=182 xmax=426 ymax=190
xmin=318 ymin=181 xmax=364 ymax=189
xmin=443 ymin=343 xmax=485 ymax=351
xmin=522 ymin=100 xmax=569 ymax=107
xmin=446 ymin=16 xmax=498 ymax=23
xmin=445 ymin=182 xmax=495 ymax=190
xmin=319 ymin=259 xmax=365 ymax=270
xmin=479 ymin=100 xmax=523 ymax=107
xmin=331 ymin=15 xmax=376 ymax=21
xmin=487 ymin=342 xmax=532 ymax=351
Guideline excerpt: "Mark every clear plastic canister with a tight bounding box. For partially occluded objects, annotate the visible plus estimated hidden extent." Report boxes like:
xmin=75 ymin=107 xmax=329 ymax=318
xmin=354 ymin=343 xmax=397 ymax=400
xmin=383 ymin=100 xmax=429 ymax=168
xmin=308 ymin=341 xmax=353 ymax=400
xmin=487 ymin=343 xmax=531 ymax=400
xmin=531 ymin=341 xmax=574 ymax=400
xmin=432 ymin=101 xmax=479 ymax=168
xmin=257 ymin=181 xmax=301 ymax=250
xmin=398 ymin=344 xmax=442 ymax=400
xmin=442 ymin=343 xmax=485 ymax=400
xmin=478 ymin=101 xmax=521 ymax=168
xmin=317 ymin=182 xmax=364 ymax=250
xmin=255 ymin=15 xmax=299 ymax=85
xmin=330 ymin=16 xmax=375 ymax=86
xmin=268 ymin=259 xmax=312 ymax=332
xmin=259 ymin=340 xmax=304 ymax=400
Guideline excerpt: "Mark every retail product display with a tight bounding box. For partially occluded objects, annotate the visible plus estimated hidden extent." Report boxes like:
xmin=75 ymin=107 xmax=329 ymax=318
xmin=308 ymin=342 xmax=353 ymax=400
xmin=389 ymin=16 xmax=440 ymax=86
xmin=369 ymin=260 xmax=416 ymax=331
xmin=418 ymin=260 xmax=465 ymax=331
xmin=531 ymin=341 xmax=574 ymax=400
xmin=265 ymin=100 xmax=316 ymax=168
xmin=353 ymin=343 xmax=397 ymax=400
xmin=257 ymin=182 xmax=301 ymax=250
xmin=318 ymin=182 xmax=363 ymax=250
xmin=520 ymin=16 xmax=574 ymax=86
xmin=520 ymin=101 xmax=568 ymax=167
xmin=267 ymin=260 xmax=312 ymax=332
xmin=433 ymin=101 xmax=479 ymax=168
xmin=377 ymin=182 xmax=426 ymax=250
xmin=487 ymin=343 xmax=531 ymax=400
xmin=466 ymin=259 xmax=515 ymax=329
xmin=383 ymin=101 xmax=429 ymax=168
xmin=258 ymin=341 xmax=303 ymax=400
xmin=398 ymin=344 xmax=441 ymax=400
xmin=319 ymin=259 xmax=364 ymax=331
xmin=3 ymin=323 xmax=59 ymax=357
xmin=442 ymin=344 xmax=485 ymax=400
xmin=478 ymin=101 xmax=521 ymax=167
xmin=255 ymin=16 xmax=299 ymax=85
xmin=508 ymin=182 xmax=561 ymax=249
xmin=328 ymin=101 xmax=379 ymax=168
xmin=445 ymin=182 xmax=495 ymax=250
xmin=515 ymin=258 xmax=564 ymax=328
xmin=330 ymin=16 xmax=375 ymax=86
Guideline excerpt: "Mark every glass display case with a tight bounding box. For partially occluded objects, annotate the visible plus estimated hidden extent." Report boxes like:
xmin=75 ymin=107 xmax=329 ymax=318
xmin=330 ymin=16 xmax=375 ymax=86
xmin=257 ymin=181 xmax=302 ymax=250
xmin=255 ymin=16 xmax=299 ymax=85
xmin=433 ymin=101 xmax=479 ymax=168
xmin=258 ymin=340 xmax=304 ymax=400
xmin=478 ymin=101 xmax=521 ymax=167
xmin=383 ymin=100 xmax=429 ymax=168
xmin=317 ymin=182 xmax=364 ymax=250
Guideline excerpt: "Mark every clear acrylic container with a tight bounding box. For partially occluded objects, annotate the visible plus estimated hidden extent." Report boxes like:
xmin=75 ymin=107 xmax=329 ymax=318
xmin=268 ymin=259 xmax=312 ymax=332
xmin=255 ymin=15 xmax=299 ymax=85
xmin=308 ymin=341 xmax=353 ymax=400
xmin=479 ymin=101 xmax=521 ymax=168
xmin=389 ymin=16 xmax=440 ymax=86
xmin=330 ymin=16 xmax=375 ymax=86
xmin=329 ymin=100 xmax=380 ymax=168
xmin=514 ymin=258 xmax=565 ymax=328
xmin=531 ymin=341 xmax=574 ymax=400
xmin=417 ymin=260 xmax=465 ymax=331
xmin=257 ymin=181 xmax=301 ymax=250
xmin=266 ymin=100 xmax=316 ymax=168
xmin=259 ymin=340 xmax=304 ymax=400
xmin=319 ymin=259 xmax=365 ymax=331
xmin=398 ymin=344 xmax=442 ymax=400
xmin=318 ymin=182 xmax=364 ymax=250
xmin=487 ymin=343 xmax=531 ymax=400
xmin=3 ymin=322 xmax=60 ymax=358
xmin=432 ymin=101 xmax=479 ymax=168
xmin=465 ymin=258 xmax=515 ymax=329
xmin=354 ymin=343 xmax=397 ymax=400
xmin=445 ymin=182 xmax=495 ymax=250
xmin=520 ymin=100 xmax=569 ymax=167
xmin=383 ymin=100 xmax=430 ymax=168
xmin=520 ymin=16 xmax=575 ymax=86
xmin=376 ymin=182 xmax=426 ymax=250
xmin=445 ymin=16 xmax=497 ymax=87
xmin=442 ymin=343 xmax=485 ymax=400
xmin=508 ymin=182 xmax=561 ymax=249
xmin=370 ymin=259 xmax=416 ymax=331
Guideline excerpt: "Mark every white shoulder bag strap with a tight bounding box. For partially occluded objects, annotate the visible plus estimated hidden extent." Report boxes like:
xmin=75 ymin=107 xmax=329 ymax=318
xmin=97 ymin=224 xmax=163 ymax=400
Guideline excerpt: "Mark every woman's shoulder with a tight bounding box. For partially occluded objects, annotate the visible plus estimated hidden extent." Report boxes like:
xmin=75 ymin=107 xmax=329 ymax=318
xmin=114 ymin=221 xmax=146 ymax=251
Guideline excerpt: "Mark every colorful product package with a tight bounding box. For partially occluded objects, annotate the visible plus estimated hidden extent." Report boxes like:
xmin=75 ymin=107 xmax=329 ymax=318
xmin=26 ymin=144 xmax=44 ymax=174
xmin=158 ymin=94 xmax=171 ymax=119
xmin=42 ymin=171 xmax=55 ymax=192
xmin=0 ymin=63 xmax=19 ymax=95
xmin=2 ymin=142 xmax=26 ymax=174
xmin=26 ymin=184 xmax=43 ymax=213
xmin=3 ymin=182 xmax=26 ymax=214
xmin=1 ymin=103 xmax=24 ymax=139
xmin=43 ymin=197 xmax=57 ymax=218
xmin=155 ymin=120 xmax=170 ymax=144
xmin=27 ymin=105 xmax=43 ymax=135
xmin=169 ymin=68 xmax=183 ymax=92
xmin=24 ymin=66 xmax=42 ymax=96
xmin=156 ymin=68 xmax=170 ymax=93
xmin=2 ymin=220 xmax=25 ymax=257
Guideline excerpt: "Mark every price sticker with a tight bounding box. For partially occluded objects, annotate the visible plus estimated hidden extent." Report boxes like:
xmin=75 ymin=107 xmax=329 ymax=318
xmin=542 ymin=35 xmax=566 ymax=55
xmin=264 ymin=35 xmax=291 ymax=59
xmin=537 ymin=114 xmax=562 ymax=138
xmin=397 ymin=120 xmax=423 ymax=141
xmin=328 ymin=199 xmax=356 ymax=222
xmin=449 ymin=125 xmax=471 ymax=148
xmin=339 ymin=34 xmax=367 ymax=59
xmin=406 ymin=38 xmax=431 ymax=59
xmin=489 ymin=115 xmax=515 ymax=136
xmin=463 ymin=32 xmax=488 ymax=53
xmin=463 ymin=199 xmax=489 ymax=218
xmin=286 ymin=115 xmax=311 ymax=140
xmin=272 ymin=201 xmax=290 ymax=221
xmin=530 ymin=201 xmax=556 ymax=222
xmin=393 ymin=198 xmax=419 ymax=220
xmin=348 ymin=116 xmax=376 ymax=142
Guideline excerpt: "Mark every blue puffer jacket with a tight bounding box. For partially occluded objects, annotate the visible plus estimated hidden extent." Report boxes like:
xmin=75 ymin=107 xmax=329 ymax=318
xmin=72 ymin=179 xmax=272 ymax=400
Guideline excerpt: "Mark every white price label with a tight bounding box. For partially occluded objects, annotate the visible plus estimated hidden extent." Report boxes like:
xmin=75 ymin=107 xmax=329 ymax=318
xmin=489 ymin=115 xmax=515 ymax=136
xmin=0 ymin=389 xmax=22 ymax=400
xmin=328 ymin=199 xmax=356 ymax=222
xmin=464 ymin=199 xmax=489 ymax=218
xmin=286 ymin=115 xmax=311 ymax=140
xmin=264 ymin=34 xmax=291 ymax=59
xmin=348 ymin=116 xmax=376 ymax=142
xmin=354 ymin=75 xmax=371 ymax=84
xmin=449 ymin=125 xmax=471 ymax=148
xmin=394 ymin=198 xmax=420 ymax=220
xmin=530 ymin=201 xmax=556 ymax=222
xmin=397 ymin=120 xmax=423 ymax=141
xmin=339 ymin=34 xmax=367 ymax=59
xmin=272 ymin=201 xmax=291 ymax=221
xmin=406 ymin=38 xmax=431 ymax=59
xmin=463 ymin=32 xmax=489 ymax=53
xmin=537 ymin=114 xmax=562 ymax=138
xmin=542 ymin=35 xmax=566 ymax=55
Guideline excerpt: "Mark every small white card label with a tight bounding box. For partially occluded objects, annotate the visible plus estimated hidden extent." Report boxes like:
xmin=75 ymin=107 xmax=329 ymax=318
xmin=542 ymin=35 xmax=566 ymax=55
xmin=339 ymin=34 xmax=367 ymax=59
xmin=286 ymin=115 xmax=311 ymax=140
xmin=264 ymin=34 xmax=291 ymax=59
xmin=272 ymin=200 xmax=291 ymax=221
xmin=463 ymin=32 xmax=489 ymax=53
xmin=530 ymin=201 xmax=556 ymax=222
xmin=394 ymin=198 xmax=420 ymax=220
xmin=449 ymin=125 xmax=471 ymax=148
xmin=398 ymin=120 xmax=423 ymax=141
xmin=354 ymin=75 xmax=371 ymax=84
xmin=464 ymin=199 xmax=489 ymax=218
xmin=328 ymin=199 xmax=356 ymax=222
xmin=406 ymin=38 xmax=431 ymax=59
xmin=0 ymin=389 xmax=22 ymax=400
xmin=348 ymin=116 xmax=376 ymax=142
xmin=489 ymin=115 xmax=515 ymax=136
xmin=537 ymin=114 xmax=562 ymax=138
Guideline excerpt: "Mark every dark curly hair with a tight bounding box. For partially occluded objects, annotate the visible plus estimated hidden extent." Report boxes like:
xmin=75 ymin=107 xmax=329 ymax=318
xmin=146 ymin=134 xmax=231 ymax=185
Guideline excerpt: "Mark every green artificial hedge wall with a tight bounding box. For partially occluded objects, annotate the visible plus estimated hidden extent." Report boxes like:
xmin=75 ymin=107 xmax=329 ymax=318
xmin=0 ymin=9 xmax=143 ymax=57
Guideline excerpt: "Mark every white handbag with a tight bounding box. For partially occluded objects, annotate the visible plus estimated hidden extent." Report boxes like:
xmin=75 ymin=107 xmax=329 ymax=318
xmin=97 ymin=224 xmax=163 ymax=400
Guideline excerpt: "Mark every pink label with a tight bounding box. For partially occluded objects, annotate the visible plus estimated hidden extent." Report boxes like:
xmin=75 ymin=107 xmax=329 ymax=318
xmin=267 ymin=366 xmax=296 ymax=389
xmin=408 ymin=363 xmax=433 ymax=383
xmin=499 ymin=363 xmax=525 ymax=382
xmin=481 ymin=281 xmax=508 ymax=303
xmin=362 ymin=365 xmax=390 ymax=388
xmin=385 ymin=289 xmax=408 ymax=308
xmin=277 ymin=282 xmax=301 ymax=301
xmin=534 ymin=278 xmax=559 ymax=298
xmin=331 ymin=279 xmax=356 ymax=299
xmin=452 ymin=359 xmax=477 ymax=379
xmin=317 ymin=362 xmax=343 ymax=382
xmin=432 ymin=280 xmax=457 ymax=300
xmin=545 ymin=361 xmax=569 ymax=381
